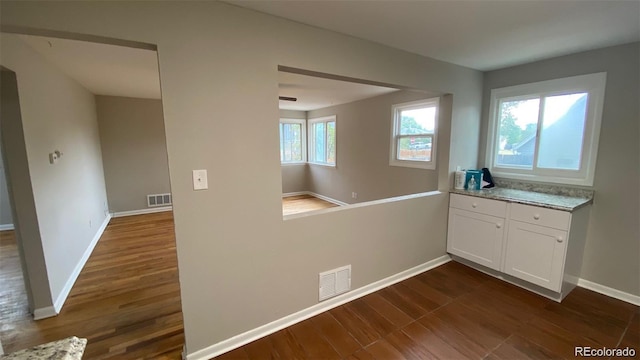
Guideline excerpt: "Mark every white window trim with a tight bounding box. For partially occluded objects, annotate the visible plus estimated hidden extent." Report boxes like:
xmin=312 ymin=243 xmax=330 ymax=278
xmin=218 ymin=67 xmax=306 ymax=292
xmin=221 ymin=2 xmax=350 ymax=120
xmin=308 ymin=115 xmax=337 ymax=167
xmin=485 ymin=72 xmax=606 ymax=186
xmin=280 ymin=118 xmax=306 ymax=165
xmin=389 ymin=98 xmax=439 ymax=170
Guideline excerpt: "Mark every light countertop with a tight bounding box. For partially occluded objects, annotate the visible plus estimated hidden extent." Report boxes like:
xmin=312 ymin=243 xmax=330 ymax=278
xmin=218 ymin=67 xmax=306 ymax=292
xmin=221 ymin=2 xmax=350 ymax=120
xmin=450 ymin=187 xmax=592 ymax=212
xmin=1 ymin=336 xmax=87 ymax=360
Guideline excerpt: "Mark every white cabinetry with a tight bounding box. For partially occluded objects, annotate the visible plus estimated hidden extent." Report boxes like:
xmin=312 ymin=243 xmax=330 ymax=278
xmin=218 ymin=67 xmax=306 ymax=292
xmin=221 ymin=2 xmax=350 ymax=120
xmin=447 ymin=196 xmax=506 ymax=270
xmin=503 ymin=204 xmax=572 ymax=292
xmin=447 ymin=193 xmax=590 ymax=301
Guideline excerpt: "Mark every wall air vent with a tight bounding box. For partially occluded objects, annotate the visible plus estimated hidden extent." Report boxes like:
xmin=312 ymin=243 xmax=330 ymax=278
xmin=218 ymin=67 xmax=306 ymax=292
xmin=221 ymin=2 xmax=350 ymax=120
xmin=147 ymin=193 xmax=172 ymax=208
xmin=319 ymin=265 xmax=351 ymax=301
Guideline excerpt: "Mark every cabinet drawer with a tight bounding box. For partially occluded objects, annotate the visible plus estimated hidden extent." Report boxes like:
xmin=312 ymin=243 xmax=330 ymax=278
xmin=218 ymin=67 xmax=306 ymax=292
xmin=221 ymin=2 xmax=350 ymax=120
xmin=510 ymin=203 xmax=571 ymax=230
xmin=450 ymin=194 xmax=507 ymax=218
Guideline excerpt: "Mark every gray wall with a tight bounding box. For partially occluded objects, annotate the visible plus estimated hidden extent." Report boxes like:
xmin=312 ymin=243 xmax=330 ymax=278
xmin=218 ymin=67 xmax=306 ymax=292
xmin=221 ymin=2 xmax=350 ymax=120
xmin=279 ymin=109 xmax=308 ymax=194
xmin=0 ymin=34 xmax=110 ymax=309
xmin=480 ymin=42 xmax=640 ymax=296
xmin=307 ymin=90 xmax=440 ymax=203
xmin=281 ymin=165 xmax=307 ymax=194
xmin=96 ymin=96 xmax=171 ymax=213
xmin=1 ymin=2 xmax=483 ymax=354
xmin=0 ymin=142 xmax=13 ymax=226
xmin=1 ymin=68 xmax=50 ymax=312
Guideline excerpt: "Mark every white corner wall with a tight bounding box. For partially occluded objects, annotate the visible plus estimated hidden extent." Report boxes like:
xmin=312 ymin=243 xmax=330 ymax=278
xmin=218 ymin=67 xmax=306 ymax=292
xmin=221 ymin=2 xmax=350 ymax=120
xmin=0 ymin=34 xmax=110 ymax=312
xmin=1 ymin=2 xmax=483 ymax=355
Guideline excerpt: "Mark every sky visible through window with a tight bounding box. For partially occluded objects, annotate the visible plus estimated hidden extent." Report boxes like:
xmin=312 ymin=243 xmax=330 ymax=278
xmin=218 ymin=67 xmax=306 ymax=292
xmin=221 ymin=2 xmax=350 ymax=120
xmin=401 ymin=107 xmax=435 ymax=132
xmin=510 ymin=93 xmax=586 ymax=129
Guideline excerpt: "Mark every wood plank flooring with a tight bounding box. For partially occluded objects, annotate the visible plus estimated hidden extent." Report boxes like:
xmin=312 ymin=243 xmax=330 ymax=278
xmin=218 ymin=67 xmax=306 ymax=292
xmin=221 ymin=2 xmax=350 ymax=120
xmin=3 ymin=213 xmax=638 ymax=359
xmin=283 ymin=194 xmax=339 ymax=216
xmin=214 ymin=261 xmax=639 ymax=360
xmin=0 ymin=229 xmax=30 ymax=326
xmin=0 ymin=211 xmax=184 ymax=359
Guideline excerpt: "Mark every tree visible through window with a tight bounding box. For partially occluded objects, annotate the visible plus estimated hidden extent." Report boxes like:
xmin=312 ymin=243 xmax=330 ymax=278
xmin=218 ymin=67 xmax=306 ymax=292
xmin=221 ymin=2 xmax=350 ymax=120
xmin=309 ymin=116 xmax=336 ymax=166
xmin=496 ymin=94 xmax=587 ymax=170
xmin=390 ymin=98 xmax=439 ymax=169
xmin=279 ymin=119 xmax=305 ymax=164
xmin=487 ymin=73 xmax=606 ymax=186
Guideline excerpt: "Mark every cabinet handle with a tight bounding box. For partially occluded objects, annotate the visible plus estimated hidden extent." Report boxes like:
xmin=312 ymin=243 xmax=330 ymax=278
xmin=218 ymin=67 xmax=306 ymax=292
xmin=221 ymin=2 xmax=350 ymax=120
xmin=496 ymin=223 xmax=502 ymax=229
xmin=556 ymin=236 xmax=563 ymax=243
xmin=533 ymin=214 xmax=540 ymax=220
xmin=472 ymin=203 xmax=478 ymax=208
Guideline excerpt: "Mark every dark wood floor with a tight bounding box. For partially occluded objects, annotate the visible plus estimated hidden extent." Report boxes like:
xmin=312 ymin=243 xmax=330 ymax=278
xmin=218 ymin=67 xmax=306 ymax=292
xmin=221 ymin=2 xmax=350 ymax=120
xmin=214 ymin=261 xmax=639 ymax=360
xmin=3 ymin=215 xmax=638 ymax=359
xmin=0 ymin=212 xmax=184 ymax=359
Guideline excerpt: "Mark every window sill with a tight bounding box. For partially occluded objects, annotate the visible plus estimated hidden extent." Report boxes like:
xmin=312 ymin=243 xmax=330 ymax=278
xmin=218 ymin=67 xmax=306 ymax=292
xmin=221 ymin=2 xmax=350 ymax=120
xmin=389 ymin=160 xmax=435 ymax=170
xmin=490 ymin=170 xmax=593 ymax=187
xmin=308 ymin=162 xmax=336 ymax=168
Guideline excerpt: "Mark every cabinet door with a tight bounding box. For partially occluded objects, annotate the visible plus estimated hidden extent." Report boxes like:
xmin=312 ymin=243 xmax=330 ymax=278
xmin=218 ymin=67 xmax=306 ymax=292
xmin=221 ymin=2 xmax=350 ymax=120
xmin=447 ymin=208 xmax=505 ymax=270
xmin=504 ymin=220 xmax=568 ymax=292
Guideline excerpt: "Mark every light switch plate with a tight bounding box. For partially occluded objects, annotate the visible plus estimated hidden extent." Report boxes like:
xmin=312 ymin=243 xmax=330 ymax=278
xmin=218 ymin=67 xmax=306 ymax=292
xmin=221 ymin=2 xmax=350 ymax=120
xmin=49 ymin=152 xmax=59 ymax=164
xmin=192 ymin=169 xmax=208 ymax=190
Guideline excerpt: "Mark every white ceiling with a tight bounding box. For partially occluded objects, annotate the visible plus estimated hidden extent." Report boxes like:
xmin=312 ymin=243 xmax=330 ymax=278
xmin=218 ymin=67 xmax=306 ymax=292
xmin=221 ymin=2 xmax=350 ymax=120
xmin=16 ymin=33 xmax=400 ymax=110
xmin=19 ymin=34 xmax=161 ymax=99
xmin=279 ymin=71 xmax=399 ymax=111
xmin=227 ymin=0 xmax=640 ymax=71
xmin=13 ymin=1 xmax=639 ymax=105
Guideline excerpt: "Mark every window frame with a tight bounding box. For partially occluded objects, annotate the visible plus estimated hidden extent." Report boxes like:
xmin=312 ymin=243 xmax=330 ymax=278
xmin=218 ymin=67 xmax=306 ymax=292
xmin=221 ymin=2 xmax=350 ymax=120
xmin=279 ymin=118 xmax=306 ymax=165
xmin=308 ymin=115 xmax=337 ymax=167
xmin=389 ymin=98 xmax=439 ymax=170
xmin=485 ymin=72 xmax=606 ymax=186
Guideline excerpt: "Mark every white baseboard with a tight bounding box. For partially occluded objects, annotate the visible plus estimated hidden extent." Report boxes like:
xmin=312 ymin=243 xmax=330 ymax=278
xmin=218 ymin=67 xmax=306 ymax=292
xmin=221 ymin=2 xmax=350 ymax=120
xmin=186 ymin=255 xmax=452 ymax=360
xmin=309 ymin=192 xmax=349 ymax=206
xmin=33 ymin=305 xmax=57 ymax=320
xmin=577 ymin=278 xmax=640 ymax=306
xmin=282 ymin=191 xmax=308 ymax=198
xmin=47 ymin=213 xmax=112 ymax=317
xmin=112 ymin=206 xmax=172 ymax=218
xmin=0 ymin=224 xmax=14 ymax=231
xmin=282 ymin=191 xmax=348 ymax=206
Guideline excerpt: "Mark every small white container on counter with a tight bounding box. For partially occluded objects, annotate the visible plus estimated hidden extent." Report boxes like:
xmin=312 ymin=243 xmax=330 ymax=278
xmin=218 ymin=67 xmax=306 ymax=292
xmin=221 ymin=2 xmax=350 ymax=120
xmin=454 ymin=167 xmax=465 ymax=190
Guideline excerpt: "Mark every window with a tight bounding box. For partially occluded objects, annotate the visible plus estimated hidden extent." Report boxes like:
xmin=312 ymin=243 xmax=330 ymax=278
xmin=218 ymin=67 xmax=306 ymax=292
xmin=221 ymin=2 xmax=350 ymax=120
xmin=279 ymin=118 xmax=306 ymax=164
xmin=308 ymin=116 xmax=336 ymax=166
xmin=390 ymin=98 xmax=438 ymax=169
xmin=486 ymin=73 xmax=606 ymax=186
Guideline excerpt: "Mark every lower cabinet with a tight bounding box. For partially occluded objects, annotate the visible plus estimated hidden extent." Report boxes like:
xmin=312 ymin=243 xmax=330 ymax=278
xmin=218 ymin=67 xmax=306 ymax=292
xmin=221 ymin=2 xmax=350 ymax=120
xmin=504 ymin=220 xmax=567 ymax=292
xmin=447 ymin=208 xmax=504 ymax=271
xmin=447 ymin=193 xmax=590 ymax=300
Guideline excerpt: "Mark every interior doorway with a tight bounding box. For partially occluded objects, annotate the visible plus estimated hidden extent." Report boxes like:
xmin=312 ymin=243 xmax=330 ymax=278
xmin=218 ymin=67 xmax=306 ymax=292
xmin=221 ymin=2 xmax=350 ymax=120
xmin=0 ymin=32 xmax=184 ymax=357
xmin=0 ymin=67 xmax=34 ymax=342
